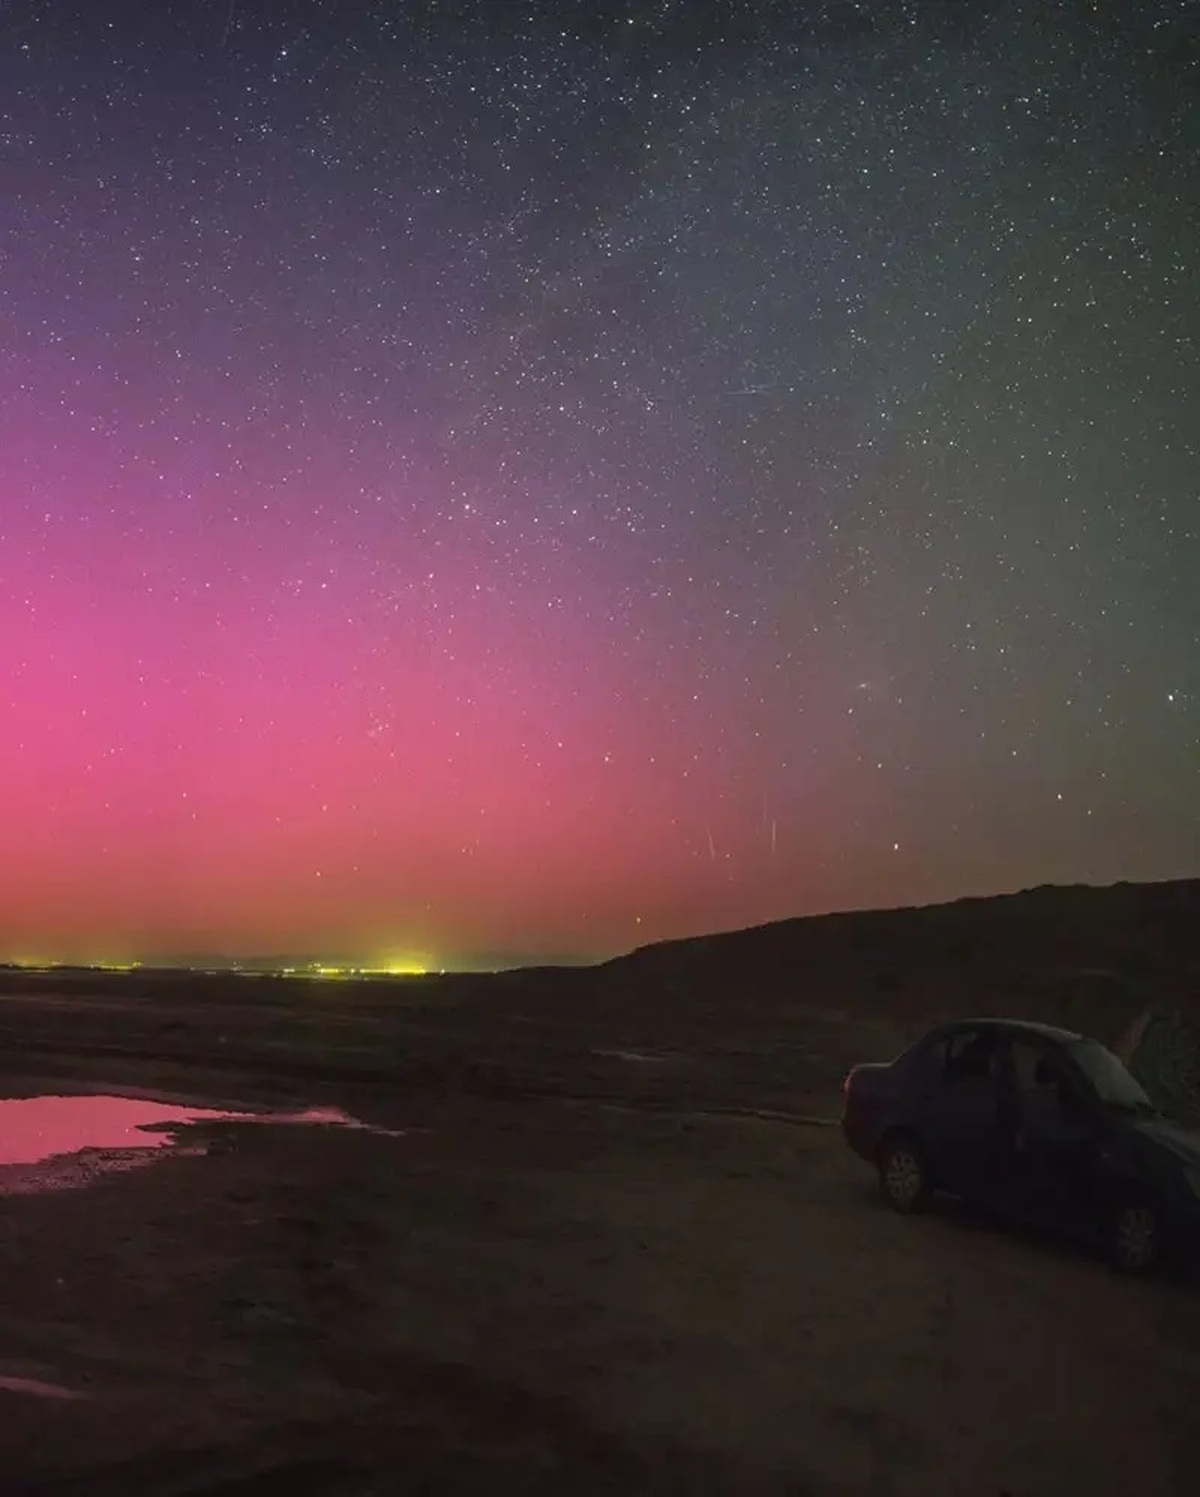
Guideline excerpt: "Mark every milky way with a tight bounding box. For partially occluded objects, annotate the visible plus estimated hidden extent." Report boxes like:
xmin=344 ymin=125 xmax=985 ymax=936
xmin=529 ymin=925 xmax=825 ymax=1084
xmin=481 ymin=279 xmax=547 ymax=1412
xmin=1 ymin=1 xmax=1196 ymax=966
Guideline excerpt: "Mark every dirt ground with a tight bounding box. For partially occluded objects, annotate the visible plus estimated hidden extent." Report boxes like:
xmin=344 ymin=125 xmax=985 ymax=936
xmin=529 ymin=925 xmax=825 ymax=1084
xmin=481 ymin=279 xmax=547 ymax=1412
xmin=0 ymin=965 xmax=1199 ymax=1495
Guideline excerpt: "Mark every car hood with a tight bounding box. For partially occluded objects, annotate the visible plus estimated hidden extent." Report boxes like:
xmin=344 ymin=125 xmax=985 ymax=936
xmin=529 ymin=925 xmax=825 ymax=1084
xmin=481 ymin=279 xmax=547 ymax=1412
xmin=1128 ymin=1116 xmax=1200 ymax=1166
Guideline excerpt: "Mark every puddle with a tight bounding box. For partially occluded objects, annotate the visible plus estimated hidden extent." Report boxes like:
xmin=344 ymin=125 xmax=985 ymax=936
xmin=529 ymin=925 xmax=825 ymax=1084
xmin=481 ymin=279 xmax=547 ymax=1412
xmin=0 ymin=1094 xmax=401 ymax=1196
xmin=0 ymin=1373 xmax=90 ymax=1401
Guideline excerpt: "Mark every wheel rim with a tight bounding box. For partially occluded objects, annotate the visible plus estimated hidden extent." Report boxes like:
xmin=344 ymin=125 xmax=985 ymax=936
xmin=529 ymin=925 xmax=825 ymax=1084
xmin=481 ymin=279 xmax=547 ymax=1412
xmin=885 ymin=1148 xmax=922 ymax=1206
xmin=1113 ymin=1205 xmax=1157 ymax=1269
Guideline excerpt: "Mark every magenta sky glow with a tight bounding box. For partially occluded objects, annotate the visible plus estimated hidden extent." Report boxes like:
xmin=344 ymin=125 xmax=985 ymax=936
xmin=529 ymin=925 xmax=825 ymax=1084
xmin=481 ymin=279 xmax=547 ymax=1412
xmin=1 ymin=2 xmax=1195 ymax=967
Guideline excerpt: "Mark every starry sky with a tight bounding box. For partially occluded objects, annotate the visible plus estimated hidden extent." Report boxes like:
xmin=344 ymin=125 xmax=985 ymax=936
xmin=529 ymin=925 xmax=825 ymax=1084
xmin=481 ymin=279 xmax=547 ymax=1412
xmin=1 ymin=0 xmax=1196 ymax=968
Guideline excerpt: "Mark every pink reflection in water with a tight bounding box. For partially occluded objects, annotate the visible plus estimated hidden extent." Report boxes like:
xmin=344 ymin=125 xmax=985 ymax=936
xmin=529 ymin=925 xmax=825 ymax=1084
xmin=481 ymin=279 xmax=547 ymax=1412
xmin=0 ymin=1094 xmax=249 ymax=1167
xmin=0 ymin=1095 xmax=400 ymax=1174
xmin=0 ymin=1373 xmax=90 ymax=1401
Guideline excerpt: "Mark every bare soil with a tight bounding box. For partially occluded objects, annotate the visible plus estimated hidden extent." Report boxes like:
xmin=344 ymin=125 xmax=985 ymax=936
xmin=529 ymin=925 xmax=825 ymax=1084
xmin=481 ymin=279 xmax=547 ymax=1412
xmin=1 ymin=967 xmax=1198 ymax=1494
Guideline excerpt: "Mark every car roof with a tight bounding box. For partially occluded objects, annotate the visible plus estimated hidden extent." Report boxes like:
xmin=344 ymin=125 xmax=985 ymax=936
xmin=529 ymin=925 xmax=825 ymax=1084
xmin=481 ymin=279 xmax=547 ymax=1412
xmin=930 ymin=1017 xmax=1083 ymax=1045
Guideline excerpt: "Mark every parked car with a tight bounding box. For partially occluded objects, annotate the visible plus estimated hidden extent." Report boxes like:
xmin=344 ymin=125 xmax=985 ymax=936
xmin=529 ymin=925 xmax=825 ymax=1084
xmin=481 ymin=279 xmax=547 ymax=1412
xmin=841 ymin=1017 xmax=1200 ymax=1273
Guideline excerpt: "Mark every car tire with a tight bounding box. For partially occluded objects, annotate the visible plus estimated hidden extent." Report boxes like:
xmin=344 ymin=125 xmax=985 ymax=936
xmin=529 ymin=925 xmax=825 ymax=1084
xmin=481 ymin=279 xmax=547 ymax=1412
xmin=878 ymin=1132 xmax=931 ymax=1214
xmin=1105 ymin=1196 xmax=1162 ymax=1275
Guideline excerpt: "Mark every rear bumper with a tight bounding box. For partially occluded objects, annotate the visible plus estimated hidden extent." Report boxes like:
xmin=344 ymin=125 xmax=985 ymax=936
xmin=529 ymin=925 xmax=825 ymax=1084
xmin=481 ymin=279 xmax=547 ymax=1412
xmin=841 ymin=1110 xmax=877 ymax=1165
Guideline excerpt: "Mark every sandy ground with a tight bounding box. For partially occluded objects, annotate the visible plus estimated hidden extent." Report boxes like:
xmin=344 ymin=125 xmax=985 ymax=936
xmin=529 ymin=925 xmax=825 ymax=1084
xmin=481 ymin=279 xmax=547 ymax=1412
xmin=0 ymin=975 xmax=1198 ymax=1494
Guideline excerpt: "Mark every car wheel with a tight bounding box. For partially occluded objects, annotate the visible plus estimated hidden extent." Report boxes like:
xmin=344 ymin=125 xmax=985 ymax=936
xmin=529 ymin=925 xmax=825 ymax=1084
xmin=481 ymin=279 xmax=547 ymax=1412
xmin=878 ymin=1133 xmax=930 ymax=1214
xmin=1106 ymin=1198 xmax=1161 ymax=1275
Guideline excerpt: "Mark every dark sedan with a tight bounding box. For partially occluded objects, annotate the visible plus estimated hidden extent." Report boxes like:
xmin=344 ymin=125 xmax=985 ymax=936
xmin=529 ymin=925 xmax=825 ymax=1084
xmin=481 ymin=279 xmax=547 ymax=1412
xmin=842 ymin=1017 xmax=1200 ymax=1273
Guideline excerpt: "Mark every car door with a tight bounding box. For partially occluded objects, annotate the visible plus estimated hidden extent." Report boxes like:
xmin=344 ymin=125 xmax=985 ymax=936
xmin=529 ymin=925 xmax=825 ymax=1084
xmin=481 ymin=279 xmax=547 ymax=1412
xmin=915 ymin=1027 xmax=1006 ymax=1200
xmin=1006 ymin=1038 xmax=1104 ymax=1235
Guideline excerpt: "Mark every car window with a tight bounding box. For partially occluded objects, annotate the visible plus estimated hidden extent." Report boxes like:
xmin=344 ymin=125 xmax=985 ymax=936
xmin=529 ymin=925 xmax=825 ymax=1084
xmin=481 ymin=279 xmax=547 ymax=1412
xmin=1010 ymin=1039 xmax=1054 ymax=1092
xmin=1068 ymin=1038 xmax=1153 ymax=1112
xmin=1009 ymin=1039 xmax=1069 ymax=1099
xmin=943 ymin=1028 xmax=1001 ymax=1084
xmin=1008 ymin=1039 xmax=1090 ymax=1124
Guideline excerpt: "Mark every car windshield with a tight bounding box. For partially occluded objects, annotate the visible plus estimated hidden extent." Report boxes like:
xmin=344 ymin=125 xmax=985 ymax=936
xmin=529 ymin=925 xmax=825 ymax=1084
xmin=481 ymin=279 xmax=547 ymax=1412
xmin=1068 ymin=1038 xmax=1155 ymax=1112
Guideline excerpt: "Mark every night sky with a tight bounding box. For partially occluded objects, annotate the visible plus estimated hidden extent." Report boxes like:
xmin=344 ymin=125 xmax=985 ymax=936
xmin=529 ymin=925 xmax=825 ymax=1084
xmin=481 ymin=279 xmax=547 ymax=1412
xmin=1 ymin=1 xmax=1196 ymax=968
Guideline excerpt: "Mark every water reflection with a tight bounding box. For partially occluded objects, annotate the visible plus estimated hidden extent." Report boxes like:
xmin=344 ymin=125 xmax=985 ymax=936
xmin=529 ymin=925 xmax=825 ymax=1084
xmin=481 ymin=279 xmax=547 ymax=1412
xmin=0 ymin=1095 xmax=251 ymax=1168
xmin=0 ymin=1372 xmax=89 ymax=1401
xmin=0 ymin=1094 xmax=400 ymax=1192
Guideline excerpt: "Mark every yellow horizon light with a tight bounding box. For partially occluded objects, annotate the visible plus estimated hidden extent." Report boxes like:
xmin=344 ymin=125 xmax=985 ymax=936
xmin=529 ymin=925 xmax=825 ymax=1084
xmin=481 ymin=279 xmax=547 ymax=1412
xmin=371 ymin=957 xmax=429 ymax=977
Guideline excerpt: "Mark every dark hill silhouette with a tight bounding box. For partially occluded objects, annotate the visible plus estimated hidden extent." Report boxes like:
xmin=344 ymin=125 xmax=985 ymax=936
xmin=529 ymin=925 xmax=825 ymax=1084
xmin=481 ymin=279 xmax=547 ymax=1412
xmin=597 ymin=877 xmax=1198 ymax=1023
